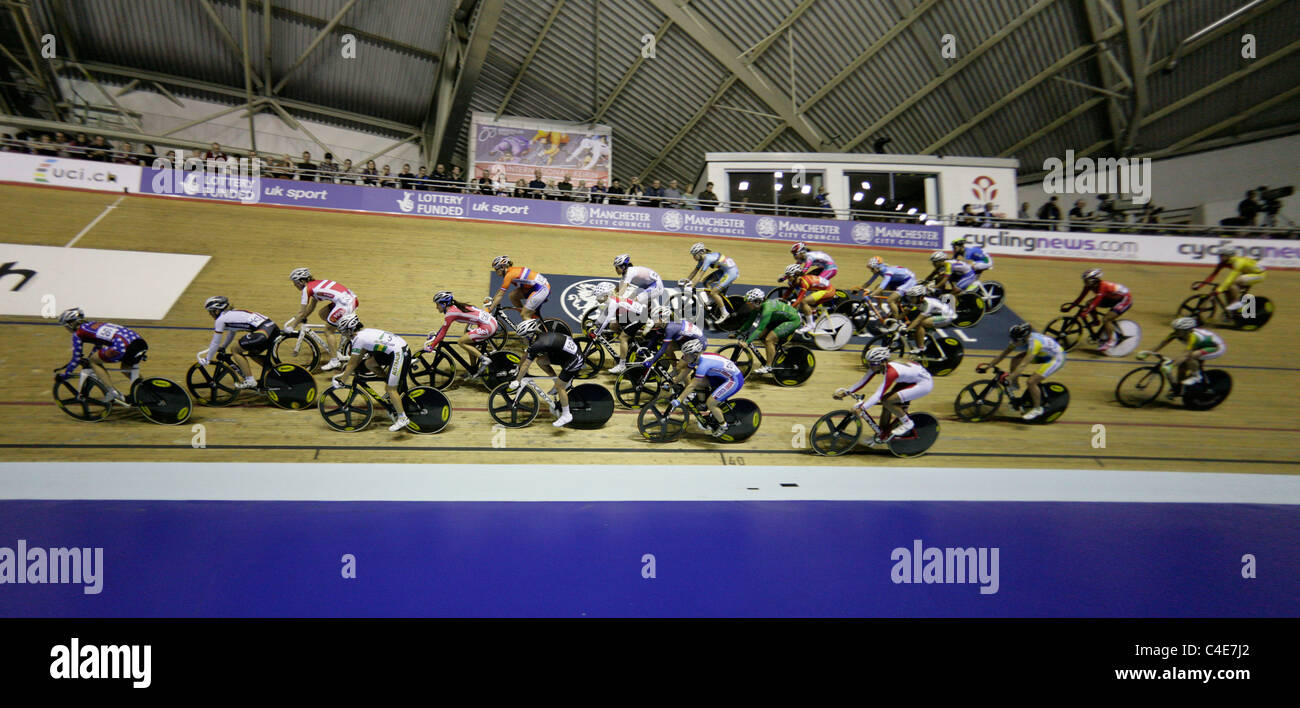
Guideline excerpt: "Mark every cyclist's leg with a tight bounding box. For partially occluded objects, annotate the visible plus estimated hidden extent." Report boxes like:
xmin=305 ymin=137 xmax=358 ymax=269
xmin=1026 ymin=354 xmax=1063 ymax=409
xmin=120 ymin=339 xmax=148 ymax=384
xmin=707 ymin=374 xmax=742 ymax=425
xmin=522 ymin=283 xmax=549 ymax=319
xmin=90 ymin=347 xmax=124 ymax=398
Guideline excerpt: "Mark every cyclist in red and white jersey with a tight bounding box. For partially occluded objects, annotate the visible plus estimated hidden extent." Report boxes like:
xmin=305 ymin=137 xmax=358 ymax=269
xmin=199 ymin=296 xmax=280 ymax=389
xmin=590 ymin=281 xmax=648 ymax=373
xmin=791 ymin=242 xmax=837 ymax=280
xmin=286 ymin=267 xmax=359 ymax=370
xmin=836 ymin=346 xmax=933 ymax=443
xmin=1063 ymin=268 xmax=1131 ymax=351
xmin=426 ymin=291 xmax=498 ymax=380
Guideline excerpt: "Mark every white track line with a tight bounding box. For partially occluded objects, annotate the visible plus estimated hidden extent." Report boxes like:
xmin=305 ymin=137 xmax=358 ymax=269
xmin=1 ymin=463 xmax=1298 ymax=504
xmin=64 ymin=194 xmax=125 ymax=248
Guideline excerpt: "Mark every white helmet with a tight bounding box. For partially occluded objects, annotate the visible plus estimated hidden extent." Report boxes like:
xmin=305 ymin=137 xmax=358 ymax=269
xmin=1172 ymin=317 xmax=1198 ymax=331
xmin=689 ymin=243 xmax=707 ymax=256
xmin=335 ymin=314 xmax=362 ymax=335
xmin=492 ymin=255 xmax=512 ymax=271
xmin=594 ymin=282 xmax=615 ymax=302
xmin=58 ymin=307 xmax=85 ymax=330
xmin=865 ymin=346 xmax=891 ymax=365
xmin=515 ymin=317 xmax=544 ymax=338
xmin=204 ymin=295 xmax=231 ymax=313
xmin=613 ymin=254 xmax=631 ymax=271
xmin=649 ymin=305 xmax=674 ymax=323
xmin=783 ymin=264 xmax=803 ymax=279
xmin=289 ymin=267 xmax=312 ymax=283
xmin=929 ymin=250 xmax=947 ymax=263
xmin=905 ymin=285 xmax=927 ymax=299
xmin=744 ymin=288 xmax=765 ymax=303
xmin=681 ymin=339 xmax=705 ymax=356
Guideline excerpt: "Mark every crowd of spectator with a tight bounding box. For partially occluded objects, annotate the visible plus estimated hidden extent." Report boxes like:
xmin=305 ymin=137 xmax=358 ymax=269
xmin=1018 ymin=193 xmax=1169 ymax=233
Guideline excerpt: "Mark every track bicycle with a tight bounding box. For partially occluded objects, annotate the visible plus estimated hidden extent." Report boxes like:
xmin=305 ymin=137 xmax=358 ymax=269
xmin=270 ymin=323 xmax=330 ymax=372
xmin=808 ymin=393 xmax=939 ymax=457
xmin=1115 ymin=351 xmax=1232 ymax=410
xmin=953 ymin=365 xmax=1070 ymax=424
xmin=635 ymin=381 xmax=761 ymax=443
xmin=1177 ymin=280 xmax=1273 ymax=331
xmin=1043 ymin=302 xmax=1141 ymax=356
xmin=487 ymin=376 xmax=614 ymax=429
xmin=318 ymin=370 xmax=451 ymax=433
xmin=862 ymin=320 xmax=964 ymax=376
xmin=714 ymin=337 xmax=816 ymax=386
xmin=53 ymin=360 xmax=192 ymax=425
xmin=186 ymin=346 xmax=316 ymax=410
xmin=409 ymin=336 xmax=522 ymax=391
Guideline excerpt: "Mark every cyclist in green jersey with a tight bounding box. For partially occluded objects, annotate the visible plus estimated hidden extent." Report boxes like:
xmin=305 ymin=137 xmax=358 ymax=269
xmin=1151 ymin=317 xmax=1226 ymax=397
xmin=730 ymin=288 xmax=801 ymax=374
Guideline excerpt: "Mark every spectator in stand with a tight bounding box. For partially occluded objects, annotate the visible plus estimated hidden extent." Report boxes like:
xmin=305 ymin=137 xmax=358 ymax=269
xmin=626 ymin=176 xmax=644 ymax=206
xmin=415 ymin=166 xmax=432 ymax=190
xmin=1036 ymin=196 xmax=1061 ymax=229
xmin=112 ymin=142 xmax=135 ymax=164
xmin=605 ymin=177 xmax=625 ymax=205
xmin=204 ymin=142 xmax=226 ymax=161
xmin=431 ymin=163 xmax=450 ymax=191
xmin=476 ymin=169 xmax=493 ymax=195
xmin=449 ymin=165 xmax=464 ymax=193
xmin=1096 ymin=194 xmax=1119 ymax=225
xmin=1235 ymin=189 xmax=1261 ymax=226
xmin=140 ymin=144 xmax=157 ymax=165
xmin=338 ymin=158 xmax=355 ymax=184
xmin=528 ymin=170 xmax=546 ymax=199
xmin=543 ymin=179 xmax=559 ymax=200
xmin=246 ymin=150 xmax=265 ymax=175
xmin=644 ymin=178 xmax=665 ymax=207
xmin=399 ymin=164 xmax=417 ymax=190
xmin=1067 ymin=199 xmax=1090 ymax=230
xmin=359 ymin=160 xmax=379 ymax=186
xmin=1018 ymin=202 xmax=1031 ymax=221
xmin=319 ymin=152 xmax=340 ymax=182
xmin=557 ymin=174 xmax=574 ymax=201
xmin=35 ymin=133 xmax=59 ymax=156
xmin=978 ymin=202 xmax=1000 ymax=228
xmin=682 ymin=190 xmax=699 ymax=210
xmin=815 ymin=186 xmax=833 ymax=217
xmin=663 ymin=179 xmax=683 ymax=209
xmin=513 ymin=178 xmax=528 ymax=199
xmin=296 ymin=151 xmax=317 ymax=181
xmin=87 ymin=135 xmax=112 ymax=162
xmin=698 ymin=182 xmax=718 ymax=211
xmin=380 ymin=164 xmax=399 ymax=188
xmin=275 ymin=154 xmax=295 ymax=179
xmin=956 ymin=204 xmax=978 ymax=226
xmin=1138 ymin=203 xmax=1163 ymax=233
xmin=0 ymin=133 xmax=13 ymax=152
xmin=591 ymin=179 xmax=608 ymax=204
xmin=574 ymin=180 xmax=590 ymax=202
xmin=735 ymin=197 xmax=753 ymax=214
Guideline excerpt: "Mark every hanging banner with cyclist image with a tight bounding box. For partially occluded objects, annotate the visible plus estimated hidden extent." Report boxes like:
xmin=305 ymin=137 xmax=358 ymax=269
xmin=468 ymin=112 xmax=613 ymax=190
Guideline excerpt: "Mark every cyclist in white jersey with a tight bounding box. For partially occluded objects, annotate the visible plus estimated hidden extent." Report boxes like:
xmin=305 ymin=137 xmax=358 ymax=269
xmin=900 ymin=285 xmax=956 ymax=355
xmin=199 ymin=296 xmax=279 ymax=389
xmin=329 ymin=315 xmax=413 ymax=432
xmin=613 ymin=254 xmax=664 ymax=306
xmin=286 ymin=267 xmax=359 ymax=371
xmin=837 ymin=346 xmax=933 ymax=443
xmin=590 ymin=282 xmax=648 ymax=374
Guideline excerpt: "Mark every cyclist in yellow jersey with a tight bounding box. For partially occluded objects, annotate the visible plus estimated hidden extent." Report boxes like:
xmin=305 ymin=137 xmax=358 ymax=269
xmin=1151 ymin=317 xmax=1226 ymax=397
xmin=1206 ymin=251 xmax=1265 ymax=315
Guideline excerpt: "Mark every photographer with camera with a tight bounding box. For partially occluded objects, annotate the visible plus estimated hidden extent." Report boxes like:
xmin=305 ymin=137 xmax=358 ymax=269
xmin=1258 ymin=185 xmax=1294 ymax=230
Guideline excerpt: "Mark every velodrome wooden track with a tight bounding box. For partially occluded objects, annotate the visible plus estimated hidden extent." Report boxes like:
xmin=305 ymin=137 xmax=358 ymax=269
xmin=2 ymin=182 xmax=1298 ymax=474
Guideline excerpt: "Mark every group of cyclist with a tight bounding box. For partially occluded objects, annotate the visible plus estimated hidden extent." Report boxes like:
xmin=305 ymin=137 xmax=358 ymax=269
xmin=53 ymin=233 xmax=1263 ymax=442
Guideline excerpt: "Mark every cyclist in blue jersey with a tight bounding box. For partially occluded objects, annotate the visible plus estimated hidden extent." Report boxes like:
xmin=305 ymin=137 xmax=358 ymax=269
xmin=640 ymin=306 xmax=708 ymax=370
xmin=924 ymin=250 xmax=980 ymax=297
xmin=669 ymin=339 xmax=744 ymax=438
xmin=686 ymin=243 xmax=739 ymax=314
xmin=57 ymin=307 xmax=149 ymax=403
xmin=977 ymin=323 xmax=1066 ymax=421
xmin=951 ymin=238 xmax=993 ymax=276
xmin=855 ymin=256 xmax=918 ymax=318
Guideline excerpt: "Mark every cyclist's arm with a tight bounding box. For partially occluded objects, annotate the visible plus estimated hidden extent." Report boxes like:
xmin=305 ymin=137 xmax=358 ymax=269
xmin=744 ymin=308 xmax=774 ymax=343
xmin=985 ymin=343 xmax=1016 ymax=368
xmin=426 ymin=319 xmax=454 ymax=350
xmin=512 ymin=354 xmax=535 ymax=385
xmin=858 ymin=368 xmax=896 ymax=409
xmin=1215 ymin=268 xmax=1241 ymax=293
xmin=1150 ymin=332 xmax=1177 ymax=352
xmin=61 ymin=334 xmax=86 ymax=377
xmin=591 ymin=303 xmax=617 ymax=337
xmin=1008 ymin=340 xmax=1042 ymax=377
xmin=1079 ymin=291 xmax=1104 ymax=316
xmin=203 ymin=330 xmax=233 ymax=361
xmin=642 ymin=335 xmax=674 ymax=369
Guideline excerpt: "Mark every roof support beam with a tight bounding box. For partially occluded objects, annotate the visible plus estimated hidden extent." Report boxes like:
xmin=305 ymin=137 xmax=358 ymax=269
xmin=428 ymin=0 xmax=505 ymax=165
xmin=240 ymin=0 xmax=258 ymax=153
xmin=639 ymin=75 xmax=738 ymax=181
xmin=1117 ymin=0 xmax=1149 ymax=153
xmin=1158 ymin=83 xmax=1300 ymax=155
xmin=157 ymin=99 xmax=265 ymax=137
xmin=197 ymin=0 xmax=264 ymax=90
xmin=495 ymin=0 xmax=567 ymax=118
xmin=356 ymin=133 xmax=422 ymax=167
xmin=262 ymin=0 xmax=273 ymax=98
xmin=844 ymin=0 xmax=1059 ymax=153
xmin=738 ymin=0 xmax=817 ymax=63
xmin=8 ymin=2 xmax=62 ymax=119
xmin=1140 ymin=38 xmax=1300 ymax=127
xmin=998 ymin=96 xmax=1106 ymax=158
xmin=271 ymin=0 xmax=358 ymax=95
xmin=591 ymin=17 xmax=670 ymax=123
xmin=267 ymin=99 xmax=331 ymax=155
xmin=54 ymin=60 xmax=418 ymax=134
xmin=646 ymin=0 xmax=829 ymax=150
xmin=72 ymin=63 xmax=145 ymax=131
xmin=1082 ymin=0 xmax=1129 ymax=154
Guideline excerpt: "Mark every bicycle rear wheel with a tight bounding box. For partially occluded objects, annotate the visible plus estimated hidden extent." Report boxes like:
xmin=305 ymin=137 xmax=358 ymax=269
xmin=401 ymin=387 xmax=452 ymax=433
xmin=262 ymin=363 xmax=317 ymax=410
xmin=888 ymin=413 xmax=939 ymax=458
xmin=131 ymin=377 xmax=193 ymax=424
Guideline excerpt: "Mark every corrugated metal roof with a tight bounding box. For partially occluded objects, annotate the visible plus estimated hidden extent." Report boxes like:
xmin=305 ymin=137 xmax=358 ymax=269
xmin=23 ymin=0 xmax=1300 ymax=187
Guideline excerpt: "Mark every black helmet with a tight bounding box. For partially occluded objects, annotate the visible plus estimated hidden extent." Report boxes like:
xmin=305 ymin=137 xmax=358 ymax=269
xmin=1009 ymin=323 xmax=1032 ymax=342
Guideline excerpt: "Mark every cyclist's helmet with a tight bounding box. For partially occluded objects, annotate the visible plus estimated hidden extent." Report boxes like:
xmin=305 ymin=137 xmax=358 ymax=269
xmin=783 ymin=264 xmax=803 ymax=280
xmin=681 ymin=339 xmax=705 ymax=357
xmin=289 ymin=267 xmax=312 ymax=284
xmin=1172 ymin=317 xmax=1198 ymax=331
xmin=515 ymin=317 xmax=544 ymax=339
xmin=689 ymin=242 xmax=707 ymax=256
xmin=951 ymin=237 xmax=967 ymax=248
xmin=594 ymin=282 xmax=615 ymax=302
xmin=744 ymin=288 xmax=765 ymax=303
xmin=649 ymin=305 xmax=674 ymax=323
xmin=613 ymin=254 xmax=632 ymax=271
xmin=1082 ymin=268 xmax=1103 ymax=282
xmin=491 ymin=255 xmax=512 ymax=271
xmin=929 ymin=250 xmax=947 ymax=263
xmin=204 ymin=295 xmax=231 ymax=315
xmin=336 ymin=314 xmax=363 ymax=335
xmin=1217 ymin=250 xmax=1234 ymax=262
xmin=57 ymin=307 xmax=85 ymax=331
xmin=1009 ymin=322 xmax=1032 ymax=342
xmin=791 ymin=242 xmax=808 ymax=256
xmin=867 ymin=256 xmax=884 ymax=271
xmin=865 ymin=346 xmax=891 ymax=366
xmin=432 ymin=291 xmax=454 ymax=309
xmin=905 ymin=285 xmax=927 ymax=300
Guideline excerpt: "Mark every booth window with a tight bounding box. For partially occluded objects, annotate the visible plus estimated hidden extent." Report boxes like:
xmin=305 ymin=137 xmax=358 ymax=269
xmin=729 ymin=170 xmax=824 ymax=215
xmin=847 ymin=171 xmax=934 ymax=221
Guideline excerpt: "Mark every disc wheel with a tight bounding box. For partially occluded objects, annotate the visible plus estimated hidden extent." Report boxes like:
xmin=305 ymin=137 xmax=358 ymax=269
xmin=318 ymin=387 xmax=374 ymax=432
xmin=261 ymin=363 xmax=317 ymax=410
xmin=52 ymin=376 xmax=113 ymax=421
xmin=401 ymin=386 xmax=452 ymax=433
xmin=130 ymin=377 xmax=192 ymax=425
xmin=809 ymin=410 xmax=862 ymax=456
xmin=954 ymin=379 xmax=1003 ymax=421
xmin=1115 ymin=365 xmax=1163 ymax=408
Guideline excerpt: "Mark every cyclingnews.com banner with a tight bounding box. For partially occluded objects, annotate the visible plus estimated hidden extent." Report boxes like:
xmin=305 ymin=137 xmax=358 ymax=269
xmin=0 ymin=152 xmax=142 ymax=193
xmin=946 ymin=225 xmax=1300 ymax=269
xmin=468 ymin=112 xmax=613 ymax=187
